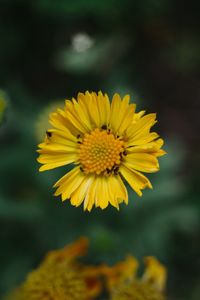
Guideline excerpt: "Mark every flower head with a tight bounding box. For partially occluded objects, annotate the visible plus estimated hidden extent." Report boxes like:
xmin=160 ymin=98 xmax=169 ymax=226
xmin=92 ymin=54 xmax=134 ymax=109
xmin=37 ymin=91 xmax=166 ymax=210
xmin=142 ymin=256 xmax=167 ymax=292
xmin=104 ymin=256 xmax=167 ymax=300
xmin=101 ymin=255 xmax=139 ymax=290
xmin=4 ymin=238 xmax=102 ymax=300
xmin=111 ymin=281 xmax=166 ymax=300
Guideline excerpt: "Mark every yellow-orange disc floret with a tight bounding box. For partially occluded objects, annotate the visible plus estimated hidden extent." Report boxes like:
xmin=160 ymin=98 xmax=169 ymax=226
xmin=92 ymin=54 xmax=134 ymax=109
xmin=79 ymin=128 xmax=125 ymax=175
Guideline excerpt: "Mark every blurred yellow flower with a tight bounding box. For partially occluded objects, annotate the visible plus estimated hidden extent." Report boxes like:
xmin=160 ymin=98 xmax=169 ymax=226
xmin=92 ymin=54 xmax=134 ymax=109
xmin=111 ymin=281 xmax=166 ymax=300
xmin=4 ymin=238 xmax=168 ymax=300
xmin=37 ymin=91 xmax=166 ymax=211
xmin=4 ymin=238 xmax=102 ymax=300
xmin=0 ymin=90 xmax=7 ymax=124
xmin=101 ymin=255 xmax=139 ymax=290
xmin=35 ymin=100 xmax=64 ymax=142
xmin=142 ymin=256 xmax=167 ymax=292
xmin=104 ymin=256 xmax=167 ymax=300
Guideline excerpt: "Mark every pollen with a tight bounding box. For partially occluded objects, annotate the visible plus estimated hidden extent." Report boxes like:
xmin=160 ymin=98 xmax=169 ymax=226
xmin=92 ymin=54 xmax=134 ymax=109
xmin=79 ymin=128 xmax=125 ymax=175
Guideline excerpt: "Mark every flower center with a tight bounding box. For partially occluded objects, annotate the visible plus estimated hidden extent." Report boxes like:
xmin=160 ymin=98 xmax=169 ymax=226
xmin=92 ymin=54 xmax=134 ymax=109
xmin=79 ymin=128 xmax=125 ymax=175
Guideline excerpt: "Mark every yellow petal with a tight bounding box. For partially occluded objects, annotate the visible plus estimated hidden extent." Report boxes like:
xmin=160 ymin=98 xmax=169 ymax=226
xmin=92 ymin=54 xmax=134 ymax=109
xmin=133 ymin=110 xmax=146 ymax=121
xmin=54 ymin=167 xmax=85 ymax=201
xmin=120 ymin=165 xmax=152 ymax=196
xmin=129 ymin=138 xmax=166 ymax=159
xmin=127 ymin=113 xmax=157 ymax=141
xmin=65 ymin=100 xmax=88 ymax=133
xmin=109 ymin=176 xmax=128 ymax=207
xmin=128 ymin=132 xmax=159 ymax=146
xmin=110 ymin=93 xmax=121 ymax=133
xmin=117 ymin=175 xmax=128 ymax=204
xmin=94 ymin=91 xmax=110 ymax=127
xmin=127 ymin=138 xmax=163 ymax=153
xmin=92 ymin=176 xmax=128 ymax=210
xmin=70 ymin=176 xmax=93 ymax=208
xmin=86 ymin=91 xmax=101 ymax=127
xmin=95 ymin=177 xmax=109 ymax=209
xmin=49 ymin=111 xmax=68 ymax=132
xmin=95 ymin=91 xmax=104 ymax=126
xmin=118 ymin=103 xmax=136 ymax=136
xmin=110 ymin=94 xmax=136 ymax=136
xmin=72 ymin=97 xmax=93 ymax=131
xmin=103 ymin=93 xmax=111 ymax=126
xmin=125 ymin=153 xmax=159 ymax=173
xmin=155 ymin=149 xmax=167 ymax=157
xmin=38 ymin=143 xmax=77 ymax=153
xmin=105 ymin=176 xmax=120 ymax=210
xmin=38 ymin=153 xmax=78 ymax=171
xmin=42 ymin=128 xmax=77 ymax=145
xmin=83 ymin=177 xmax=97 ymax=211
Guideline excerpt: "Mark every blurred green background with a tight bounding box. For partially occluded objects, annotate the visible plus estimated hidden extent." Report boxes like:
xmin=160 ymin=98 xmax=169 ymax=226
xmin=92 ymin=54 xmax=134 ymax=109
xmin=0 ymin=0 xmax=200 ymax=299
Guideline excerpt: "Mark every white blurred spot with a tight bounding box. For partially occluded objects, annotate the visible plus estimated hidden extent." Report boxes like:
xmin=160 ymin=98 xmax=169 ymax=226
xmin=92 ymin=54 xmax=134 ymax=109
xmin=71 ymin=32 xmax=94 ymax=53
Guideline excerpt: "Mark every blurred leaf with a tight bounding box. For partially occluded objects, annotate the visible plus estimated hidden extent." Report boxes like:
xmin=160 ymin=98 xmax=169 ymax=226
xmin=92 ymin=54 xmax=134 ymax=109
xmin=33 ymin=0 xmax=121 ymax=18
xmin=167 ymin=36 xmax=200 ymax=72
xmin=0 ymin=197 xmax=43 ymax=221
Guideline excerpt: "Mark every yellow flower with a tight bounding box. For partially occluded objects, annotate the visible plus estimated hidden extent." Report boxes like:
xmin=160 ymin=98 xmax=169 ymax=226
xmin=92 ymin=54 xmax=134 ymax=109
xmin=4 ymin=238 xmax=102 ymax=300
xmin=37 ymin=91 xmax=166 ymax=211
xmin=101 ymin=256 xmax=139 ymax=291
xmin=142 ymin=257 xmax=167 ymax=292
xmin=104 ymin=256 xmax=167 ymax=300
xmin=111 ymin=281 xmax=166 ymax=300
xmin=7 ymin=269 xmax=88 ymax=300
xmin=0 ymin=90 xmax=7 ymax=124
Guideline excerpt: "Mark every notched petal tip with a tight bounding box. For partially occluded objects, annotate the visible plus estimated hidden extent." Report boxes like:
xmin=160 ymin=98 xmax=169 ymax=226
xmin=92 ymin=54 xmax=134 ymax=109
xmin=61 ymin=194 xmax=68 ymax=202
xmin=98 ymin=90 xmax=103 ymax=96
xmin=53 ymin=189 xmax=60 ymax=197
xmin=115 ymin=204 xmax=120 ymax=211
xmin=99 ymin=203 xmax=109 ymax=210
xmin=158 ymin=150 xmax=167 ymax=157
xmin=38 ymin=165 xmax=47 ymax=172
xmin=36 ymin=156 xmax=41 ymax=162
xmin=84 ymin=206 xmax=92 ymax=212
xmin=148 ymin=182 xmax=153 ymax=189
